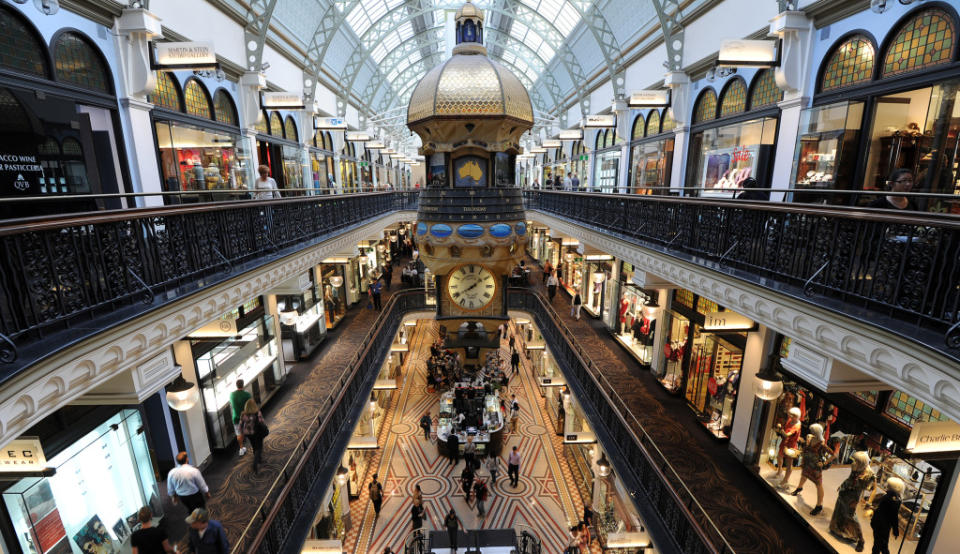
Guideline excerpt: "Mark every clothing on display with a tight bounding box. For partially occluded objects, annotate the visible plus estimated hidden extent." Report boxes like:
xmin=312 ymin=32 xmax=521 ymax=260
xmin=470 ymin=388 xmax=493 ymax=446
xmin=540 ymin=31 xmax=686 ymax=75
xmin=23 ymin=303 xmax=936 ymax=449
xmin=613 ymin=285 xmax=657 ymax=365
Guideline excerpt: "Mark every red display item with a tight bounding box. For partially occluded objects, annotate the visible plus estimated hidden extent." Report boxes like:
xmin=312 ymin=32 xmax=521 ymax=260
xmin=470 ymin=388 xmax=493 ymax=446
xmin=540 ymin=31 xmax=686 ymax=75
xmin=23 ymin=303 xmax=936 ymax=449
xmin=707 ymin=377 xmax=718 ymax=396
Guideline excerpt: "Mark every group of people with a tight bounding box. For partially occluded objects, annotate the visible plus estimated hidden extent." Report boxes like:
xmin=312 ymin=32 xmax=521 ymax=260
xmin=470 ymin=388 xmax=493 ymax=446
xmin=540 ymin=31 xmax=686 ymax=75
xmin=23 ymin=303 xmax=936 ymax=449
xmin=426 ymin=339 xmax=464 ymax=391
xmin=544 ymin=171 xmax=581 ymax=191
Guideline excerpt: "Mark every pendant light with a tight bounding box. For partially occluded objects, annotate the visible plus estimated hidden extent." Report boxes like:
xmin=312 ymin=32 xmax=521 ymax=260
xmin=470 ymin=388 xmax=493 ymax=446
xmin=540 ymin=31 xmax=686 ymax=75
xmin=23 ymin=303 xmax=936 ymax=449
xmin=642 ymin=299 xmax=660 ymax=320
xmin=329 ymin=275 xmax=344 ymax=288
xmin=753 ymin=368 xmax=784 ymax=401
xmin=336 ymin=465 xmax=349 ymax=486
xmin=596 ymin=452 xmax=612 ymax=477
xmin=166 ymin=367 xmax=199 ymax=411
xmin=592 ymin=272 xmax=606 ymax=284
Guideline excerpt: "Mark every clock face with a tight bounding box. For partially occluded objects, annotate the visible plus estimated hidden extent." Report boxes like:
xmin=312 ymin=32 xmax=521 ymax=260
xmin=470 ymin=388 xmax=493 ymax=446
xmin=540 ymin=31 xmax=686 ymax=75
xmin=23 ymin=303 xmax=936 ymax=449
xmin=447 ymin=264 xmax=497 ymax=311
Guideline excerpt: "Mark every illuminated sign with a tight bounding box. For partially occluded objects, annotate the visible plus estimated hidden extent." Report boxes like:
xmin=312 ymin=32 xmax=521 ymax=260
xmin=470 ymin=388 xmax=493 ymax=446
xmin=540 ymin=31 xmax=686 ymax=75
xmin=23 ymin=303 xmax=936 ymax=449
xmin=628 ymin=90 xmax=670 ymax=108
xmin=583 ymin=114 xmax=616 ymax=128
xmin=906 ymin=421 xmax=960 ymax=454
xmin=529 ymin=147 xmax=547 ymax=154
xmin=366 ymin=140 xmax=385 ymax=149
xmin=718 ymin=39 xmax=779 ymax=68
xmin=261 ymin=92 xmax=305 ymax=110
xmin=346 ymin=132 xmax=371 ymax=142
xmin=558 ymin=129 xmax=583 ymax=140
xmin=0 ymin=437 xmax=47 ymax=472
xmin=150 ymin=41 xmax=218 ymax=70
xmin=703 ymin=311 xmax=754 ymax=331
xmin=314 ymin=116 xmax=347 ymax=129
xmin=541 ymin=139 xmax=561 ymax=148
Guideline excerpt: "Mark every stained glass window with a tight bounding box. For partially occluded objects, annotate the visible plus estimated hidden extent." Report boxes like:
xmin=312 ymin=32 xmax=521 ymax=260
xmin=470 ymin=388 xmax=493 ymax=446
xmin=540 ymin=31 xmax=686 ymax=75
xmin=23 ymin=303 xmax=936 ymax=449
xmin=270 ymin=112 xmax=283 ymax=137
xmin=696 ymin=296 xmax=719 ymax=315
xmin=255 ymin=111 xmax=269 ymax=134
xmin=882 ymin=8 xmax=955 ymax=78
xmin=0 ymin=8 xmax=47 ymax=77
xmin=213 ymin=89 xmax=237 ymax=126
xmin=150 ymin=72 xmax=181 ymax=111
xmin=693 ymin=89 xmax=717 ymax=123
xmin=719 ymin=79 xmax=747 ymax=117
xmin=38 ymin=138 xmax=59 ymax=156
xmin=661 ymin=109 xmax=676 ymax=133
xmin=821 ymin=35 xmax=874 ymax=92
xmin=673 ymin=288 xmax=694 ymax=309
xmin=885 ymin=390 xmax=950 ymax=427
xmin=749 ymin=69 xmax=782 ymax=109
xmin=646 ymin=110 xmax=661 ymax=136
xmin=595 ymin=131 xmax=603 ymax=150
xmin=183 ymin=80 xmax=212 ymax=119
xmin=53 ymin=32 xmax=109 ymax=93
xmin=852 ymin=390 xmax=878 ymax=408
xmin=284 ymin=116 xmax=298 ymax=142
xmin=632 ymin=114 xmax=645 ymax=139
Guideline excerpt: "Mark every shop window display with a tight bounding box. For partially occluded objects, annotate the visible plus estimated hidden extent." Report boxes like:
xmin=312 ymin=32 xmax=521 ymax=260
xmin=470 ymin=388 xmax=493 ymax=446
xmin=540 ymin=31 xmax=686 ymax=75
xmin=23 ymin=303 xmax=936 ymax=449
xmin=790 ymin=101 xmax=864 ymax=199
xmin=659 ymin=310 xmax=689 ymax=392
xmin=689 ymin=116 xmax=777 ymax=197
xmin=614 ymin=285 xmax=657 ymax=365
xmin=3 ymin=410 xmax=160 ymax=554
xmin=559 ymin=251 xmax=583 ymax=296
xmin=759 ymin=377 xmax=945 ymax=554
xmin=594 ymin=150 xmax=620 ymax=193
xmin=155 ymin=120 xmax=249 ymax=194
xmin=684 ymin=333 xmax=742 ymax=439
xmin=630 ymin=137 xmax=674 ymax=195
xmin=322 ymin=264 xmax=348 ymax=328
xmin=582 ymin=259 xmax=612 ymax=317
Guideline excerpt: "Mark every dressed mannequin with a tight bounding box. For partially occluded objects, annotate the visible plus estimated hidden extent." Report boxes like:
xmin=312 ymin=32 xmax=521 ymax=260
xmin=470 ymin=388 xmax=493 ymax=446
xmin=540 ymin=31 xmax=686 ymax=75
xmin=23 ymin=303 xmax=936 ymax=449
xmin=790 ymin=423 xmax=834 ymax=515
xmin=829 ymin=451 xmax=875 ymax=552
xmin=775 ymin=407 xmax=802 ymax=484
xmin=870 ymin=477 xmax=904 ymax=554
xmin=618 ymin=298 xmax=630 ymax=334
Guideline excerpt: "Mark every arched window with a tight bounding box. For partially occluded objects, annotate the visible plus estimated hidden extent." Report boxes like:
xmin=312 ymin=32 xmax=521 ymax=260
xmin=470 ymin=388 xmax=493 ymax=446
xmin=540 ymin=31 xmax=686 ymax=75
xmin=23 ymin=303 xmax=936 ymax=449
xmin=693 ymin=88 xmax=717 ymax=123
xmin=269 ymin=112 xmax=283 ymax=137
xmin=284 ymin=115 xmax=298 ymax=142
xmin=324 ymin=132 xmax=333 ymax=150
xmin=0 ymin=88 xmax=31 ymax=133
xmin=882 ymin=8 xmax=955 ymax=78
xmin=821 ymin=35 xmax=875 ymax=92
xmin=646 ymin=110 xmax=661 ymax=135
xmin=594 ymin=131 xmax=603 ymax=150
xmin=749 ymin=69 xmax=782 ymax=109
xmin=0 ymin=7 xmax=48 ymax=77
xmin=212 ymin=89 xmax=237 ymax=126
xmin=183 ymin=79 xmax=212 ymax=119
xmin=719 ymin=78 xmax=747 ymax=117
xmin=150 ymin=72 xmax=182 ymax=111
xmin=53 ymin=32 xmax=109 ymax=93
xmin=255 ymin=110 xmax=269 ymax=134
xmin=661 ymin=109 xmax=675 ymax=133
xmin=631 ymin=113 xmax=645 ymax=139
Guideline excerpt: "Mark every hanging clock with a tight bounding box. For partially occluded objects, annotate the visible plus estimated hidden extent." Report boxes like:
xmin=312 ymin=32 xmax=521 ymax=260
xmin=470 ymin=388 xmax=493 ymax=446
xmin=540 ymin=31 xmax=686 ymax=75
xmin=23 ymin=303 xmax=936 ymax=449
xmin=446 ymin=264 xmax=497 ymax=310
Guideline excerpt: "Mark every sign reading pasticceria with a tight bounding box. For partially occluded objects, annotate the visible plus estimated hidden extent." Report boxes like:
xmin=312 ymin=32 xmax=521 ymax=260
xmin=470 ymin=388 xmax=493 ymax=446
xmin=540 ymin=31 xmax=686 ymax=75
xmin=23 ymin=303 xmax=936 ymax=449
xmin=1 ymin=152 xmax=45 ymax=194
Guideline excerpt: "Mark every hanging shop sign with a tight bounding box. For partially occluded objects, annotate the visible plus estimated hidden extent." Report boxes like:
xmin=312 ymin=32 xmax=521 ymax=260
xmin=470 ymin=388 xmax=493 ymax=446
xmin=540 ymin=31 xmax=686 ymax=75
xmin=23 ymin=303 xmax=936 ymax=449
xmin=558 ymin=129 xmax=583 ymax=141
xmin=314 ymin=116 xmax=347 ymax=129
xmin=0 ymin=437 xmax=48 ymax=473
xmin=628 ymin=90 xmax=670 ymax=108
xmin=583 ymin=114 xmax=616 ymax=128
xmin=542 ymin=139 xmax=562 ymax=148
xmin=703 ymin=311 xmax=754 ymax=331
xmin=906 ymin=421 xmax=960 ymax=455
xmin=261 ymin=92 xmax=305 ymax=110
xmin=346 ymin=132 xmax=371 ymax=142
xmin=717 ymin=39 xmax=779 ymax=68
xmin=530 ymin=147 xmax=547 ymax=154
xmin=150 ymin=41 xmax=218 ymax=70
xmin=366 ymin=140 xmax=385 ymax=149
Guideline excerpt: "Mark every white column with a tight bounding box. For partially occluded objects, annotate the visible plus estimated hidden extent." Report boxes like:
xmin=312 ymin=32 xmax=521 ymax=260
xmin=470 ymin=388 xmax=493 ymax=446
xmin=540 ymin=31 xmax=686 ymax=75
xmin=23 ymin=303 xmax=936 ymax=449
xmin=729 ymin=325 xmax=773 ymax=458
xmin=238 ymin=71 xmax=266 ymax=186
xmin=119 ymin=99 xmax=165 ymax=205
xmin=613 ymin=98 xmax=631 ymax=194
xmin=929 ymin=461 xmax=960 ymax=553
xmin=768 ymin=96 xmax=805 ymax=201
xmin=172 ymin=341 xmax=212 ymax=466
xmin=664 ymin=71 xmax=692 ymax=195
xmin=649 ymin=288 xmax=670 ymax=372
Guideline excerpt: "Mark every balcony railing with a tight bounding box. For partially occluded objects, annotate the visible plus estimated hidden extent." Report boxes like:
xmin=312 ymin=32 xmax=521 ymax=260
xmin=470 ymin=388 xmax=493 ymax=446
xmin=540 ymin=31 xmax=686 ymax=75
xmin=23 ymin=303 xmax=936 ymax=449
xmin=0 ymin=192 xmax=418 ymax=379
xmin=524 ymin=190 xmax=960 ymax=362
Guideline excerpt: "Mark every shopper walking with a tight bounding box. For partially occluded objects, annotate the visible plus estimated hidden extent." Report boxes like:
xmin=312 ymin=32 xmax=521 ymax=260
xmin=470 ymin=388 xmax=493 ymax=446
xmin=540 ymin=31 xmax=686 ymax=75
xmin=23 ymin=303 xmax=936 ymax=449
xmin=411 ymin=501 xmax=425 ymax=531
xmin=543 ymin=261 xmax=553 ymax=284
xmin=383 ymin=264 xmax=393 ymax=291
xmin=229 ymin=380 xmax=252 ymax=455
xmin=510 ymin=348 xmax=521 ymax=376
xmin=571 ymin=292 xmax=583 ymax=320
xmin=461 ymin=464 xmax=475 ymax=504
xmin=509 ymin=395 xmax=520 ymax=433
xmin=369 ymin=473 xmax=384 ymax=518
xmin=546 ymin=272 xmax=558 ymax=302
xmin=444 ymin=509 xmax=460 ymax=553
xmin=239 ymin=398 xmax=268 ymax=473
xmin=166 ymin=452 xmax=210 ymax=513
xmin=371 ymin=279 xmax=383 ymax=310
xmin=413 ymin=484 xmax=424 ymax=507
xmin=508 ymin=446 xmax=521 ymax=487
xmin=463 ymin=435 xmax=477 ymax=471
xmin=186 ymin=509 xmax=229 ymax=554
xmin=474 ymin=479 xmax=489 ymax=517
xmin=486 ymin=453 xmax=500 ymax=486
xmin=419 ymin=412 xmax=433 ymax=441
xmin=130 ymin=506 xmax=173 ymax=554
xmin=253 ymin=165 xmax=280 ymax=200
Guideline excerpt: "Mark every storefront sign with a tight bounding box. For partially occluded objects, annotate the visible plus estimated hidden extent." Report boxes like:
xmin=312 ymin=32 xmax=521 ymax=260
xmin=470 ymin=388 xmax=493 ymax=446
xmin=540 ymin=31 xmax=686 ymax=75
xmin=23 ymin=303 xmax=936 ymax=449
xmin=150 ymin=41 xmax=218 ymax=70
xmin=366 ymin=140 xmax=385 ymax=149
xmin=301 ymin=539 xmax=343 ymax=552
xmin=314 ymin=116 xmax=347 ymax=129
xmin=530 ymin=147 xmax=546 ymax=154
xmin=583 ymin=114 xmax=616 ymax=128
xmin=718 ymin=39 xmax=779 ymax=68
xmin=346 ymin=131 xmax=371 ymax=142
xmin=558 ymin=129 xmax=583 ymax=140
xmin=261 ymin=92 xmax=305 ymax=110
xmin=542 ymin=139 xmax=561 ymax=148
xmin=628 ymin=90 xmax=670 ymax=108
xmin=906 ymin=421 xmax=960 ymax=454
xmin=703 ymin=311 xmax=753 ymax=331
xmin=1 ymin=152 xmax=44 ymax=194
xmin=0 ymin=437 xmax=47 ymax=471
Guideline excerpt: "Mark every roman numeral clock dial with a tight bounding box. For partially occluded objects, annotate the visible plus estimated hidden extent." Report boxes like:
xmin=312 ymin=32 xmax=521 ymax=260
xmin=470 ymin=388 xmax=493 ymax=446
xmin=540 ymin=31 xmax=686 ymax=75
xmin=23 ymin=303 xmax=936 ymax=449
xmin=446 ymin=264 xmax=496 ymax=311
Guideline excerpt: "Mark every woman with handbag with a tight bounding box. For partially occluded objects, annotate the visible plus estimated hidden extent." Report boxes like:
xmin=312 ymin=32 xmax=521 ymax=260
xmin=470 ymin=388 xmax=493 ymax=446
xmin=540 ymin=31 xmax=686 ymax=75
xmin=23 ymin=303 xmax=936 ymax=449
xmin=240 ymin=399 xmax=268 ymax=474
xmin=790 ymin=423 xmax=834 ymax=516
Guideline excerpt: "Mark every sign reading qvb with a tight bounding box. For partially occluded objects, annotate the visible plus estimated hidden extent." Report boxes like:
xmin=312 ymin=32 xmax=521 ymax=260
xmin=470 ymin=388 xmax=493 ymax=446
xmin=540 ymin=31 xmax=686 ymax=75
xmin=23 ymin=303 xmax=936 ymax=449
xmin=703 ymin=311 xmax=753 ymax=331
xmin=261 ymin=92 xmax=305 ymax=110
xmin=150 ymin=41 xmax=218 ymax=70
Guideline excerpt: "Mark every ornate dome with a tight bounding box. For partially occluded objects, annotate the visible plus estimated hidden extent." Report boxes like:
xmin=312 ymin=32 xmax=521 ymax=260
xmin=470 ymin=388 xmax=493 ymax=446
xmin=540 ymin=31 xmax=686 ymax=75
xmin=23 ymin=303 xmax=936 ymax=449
xmin=455 ymin=0 xmax=484 ymax=21
xmin=407 ymin=54 xmax=533 ymax=125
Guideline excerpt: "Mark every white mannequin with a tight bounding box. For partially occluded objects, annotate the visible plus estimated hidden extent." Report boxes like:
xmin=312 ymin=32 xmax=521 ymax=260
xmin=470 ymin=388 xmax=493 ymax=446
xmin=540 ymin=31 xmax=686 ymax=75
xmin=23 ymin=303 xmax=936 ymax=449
xmin=790 ymin=423 xmax=834 ymax=515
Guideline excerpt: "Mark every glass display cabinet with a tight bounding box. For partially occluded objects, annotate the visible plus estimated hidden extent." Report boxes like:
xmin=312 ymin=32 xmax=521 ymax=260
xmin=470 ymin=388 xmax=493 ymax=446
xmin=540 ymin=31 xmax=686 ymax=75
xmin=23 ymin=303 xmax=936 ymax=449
xmin=790 ymin=101 xmax=864 ymax=204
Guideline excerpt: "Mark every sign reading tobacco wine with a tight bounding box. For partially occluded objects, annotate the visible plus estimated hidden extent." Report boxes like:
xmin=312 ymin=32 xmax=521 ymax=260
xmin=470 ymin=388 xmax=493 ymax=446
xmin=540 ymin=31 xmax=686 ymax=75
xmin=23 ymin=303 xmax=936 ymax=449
xmin=1 ymin=151 xmax=45 ymax=194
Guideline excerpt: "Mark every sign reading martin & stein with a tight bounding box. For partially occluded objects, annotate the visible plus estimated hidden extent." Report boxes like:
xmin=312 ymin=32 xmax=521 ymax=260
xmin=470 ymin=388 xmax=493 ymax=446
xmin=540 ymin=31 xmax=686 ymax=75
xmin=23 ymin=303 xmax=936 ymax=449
xmin=906 ymin=420 xmax=960 ymax=455
xmin=150 ymin=41 xmax=218 ymax=70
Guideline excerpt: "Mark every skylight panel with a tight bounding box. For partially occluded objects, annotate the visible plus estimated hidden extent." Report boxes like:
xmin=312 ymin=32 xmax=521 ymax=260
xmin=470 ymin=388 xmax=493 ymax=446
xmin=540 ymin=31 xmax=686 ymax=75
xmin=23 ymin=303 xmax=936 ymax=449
xmin=371 ymin=43 xmax=389 ymax=63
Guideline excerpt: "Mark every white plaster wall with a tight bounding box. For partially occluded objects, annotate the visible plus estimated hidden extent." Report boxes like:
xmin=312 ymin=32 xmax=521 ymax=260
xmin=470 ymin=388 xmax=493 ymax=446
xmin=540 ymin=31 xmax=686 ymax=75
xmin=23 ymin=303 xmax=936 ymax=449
xmin=590 ymin=81 xmax=615 ymax=113
xmin=262 ymin=44 xmax=304 ymax=95
xmin=151 ymin=0 xmax=245 ymax=66
xmin=315 ymin=82 xmax=339 ymax=116
xmin=682 ymin=0 xmax=779 ymax=67
xmin=623 ymin=43 xmax=668 ymax=91
xmin=346 ymin=104 xmax=360 ymax=129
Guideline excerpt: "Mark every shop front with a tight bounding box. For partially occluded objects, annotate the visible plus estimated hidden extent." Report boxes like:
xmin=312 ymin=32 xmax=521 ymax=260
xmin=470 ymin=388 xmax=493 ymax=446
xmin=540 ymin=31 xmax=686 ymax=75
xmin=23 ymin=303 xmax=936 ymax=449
xmin=339 ymin=142 xmax=359 ymax=192
xmin=593 ymin=149 xmax=620 ymax=193
xmin=613 ymin=283 xmax=658 ymax=367
xmin=577 ymin=443 xmax=652 ymax=551
xmin=527 ymin=227 xmax=552 ymax=266
xmin=309 ymin=130 xmax=335 ymax=193
xmin=581 ymin=255 xmax=613 ymax=318
xmin=255 ymin=110 xmax=304 ymax=193
xmin=186 ymin=297 xmax=286 ymax=450
xmin=657 ymin=289 xmax=749 ymax=439
xmin=558 ymin=246 xmax=582 ymax=296
xmin=274 ymin=270 xmax=326 ymax=362
xmin=320 ymin=261 xmax=349 ymax=329
xmin=628 ymin=109 xmax=676 ymax=195
xmin=687 ymin=69 xmax=783 ymax=197
xmin=751 ymin=336 xmax=953 ymax=553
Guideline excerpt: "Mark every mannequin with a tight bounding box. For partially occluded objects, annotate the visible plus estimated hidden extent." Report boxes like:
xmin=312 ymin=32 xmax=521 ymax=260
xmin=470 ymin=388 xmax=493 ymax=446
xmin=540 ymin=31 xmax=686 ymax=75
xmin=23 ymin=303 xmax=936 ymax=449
xmin=618 ymin=298 xmax=630 ymax=334
xmin=775 ymin=407 xmax=802 ymax=484
xmin=870 ymin=477 xmax=904 ymax=554
xmin=829 ymin=451 xmax=875 ymax=552
xmin=790 ymin=423 xmax=834 ymax=515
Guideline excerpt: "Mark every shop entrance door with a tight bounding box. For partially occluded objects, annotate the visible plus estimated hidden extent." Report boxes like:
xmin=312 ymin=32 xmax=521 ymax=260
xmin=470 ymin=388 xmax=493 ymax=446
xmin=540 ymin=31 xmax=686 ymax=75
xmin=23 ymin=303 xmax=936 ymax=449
xmin=685 ymin=334 xmax=716 ymax=413
xmin=257 ymin=140 xmax=287 ymax=188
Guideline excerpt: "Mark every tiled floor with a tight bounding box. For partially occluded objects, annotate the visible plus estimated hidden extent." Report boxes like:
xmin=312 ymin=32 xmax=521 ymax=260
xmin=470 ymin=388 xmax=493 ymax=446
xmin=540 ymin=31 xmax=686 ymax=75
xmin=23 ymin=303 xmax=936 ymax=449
xmin=344 ymin=319 xmax=598 ymax=554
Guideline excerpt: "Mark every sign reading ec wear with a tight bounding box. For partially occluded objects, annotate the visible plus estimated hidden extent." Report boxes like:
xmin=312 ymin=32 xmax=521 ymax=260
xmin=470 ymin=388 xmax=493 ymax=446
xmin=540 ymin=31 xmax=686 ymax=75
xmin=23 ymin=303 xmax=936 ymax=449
xmin=0 ymin=437 xmax=47 ymax=471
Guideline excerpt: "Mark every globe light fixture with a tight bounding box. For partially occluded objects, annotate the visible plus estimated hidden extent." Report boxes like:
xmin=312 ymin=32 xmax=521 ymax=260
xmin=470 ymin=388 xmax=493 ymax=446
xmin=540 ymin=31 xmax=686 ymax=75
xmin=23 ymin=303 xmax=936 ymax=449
xmin=564 ymin=252 xmax=575 ymax=263
xmin=753 ymin=369 xmax=784 ymax=401
xmin=166 ymin=368 xmax=199 ymax=411
xmin=596 ymin=452 xmax=612 ymax=477
xmin=642 ymin=300 xmax=660 ymax=320
xmin=329 ymin=275 xmax=344 ymax=288
xmin=377 ymin=243 xmax=387 ymax=252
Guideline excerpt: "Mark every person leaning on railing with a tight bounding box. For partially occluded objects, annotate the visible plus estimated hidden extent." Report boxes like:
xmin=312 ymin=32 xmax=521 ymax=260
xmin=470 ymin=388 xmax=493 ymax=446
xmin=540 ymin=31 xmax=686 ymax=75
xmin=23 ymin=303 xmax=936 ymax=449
xmin=253 ymin=165 xmax=281 ymax=200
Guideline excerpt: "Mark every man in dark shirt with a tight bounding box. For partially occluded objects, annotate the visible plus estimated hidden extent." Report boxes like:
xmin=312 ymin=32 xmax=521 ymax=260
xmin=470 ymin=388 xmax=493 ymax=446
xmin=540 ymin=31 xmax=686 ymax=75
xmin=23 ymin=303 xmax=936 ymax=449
xmin=130 ymin=507 xmax=173 ymax=554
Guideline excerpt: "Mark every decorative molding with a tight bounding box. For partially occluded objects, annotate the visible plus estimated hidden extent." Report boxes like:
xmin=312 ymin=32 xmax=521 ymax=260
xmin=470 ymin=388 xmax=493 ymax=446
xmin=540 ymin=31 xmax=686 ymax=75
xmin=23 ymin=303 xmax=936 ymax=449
xmin=529 ymin=211 xmax=960 ymax=423
xmin=0 ymin=212 xmax=413 ymax=447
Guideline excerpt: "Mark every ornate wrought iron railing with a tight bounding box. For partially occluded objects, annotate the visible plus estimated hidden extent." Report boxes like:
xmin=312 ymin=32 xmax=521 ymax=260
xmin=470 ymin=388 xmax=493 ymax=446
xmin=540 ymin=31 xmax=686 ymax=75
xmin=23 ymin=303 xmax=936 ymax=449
xmin=508 ymin=288 xmax=726 ymax=554
xmin=524 ymin=190 xmax=960 ymax=361
xmin=0 ymin=192 xmax=418 ymax=378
